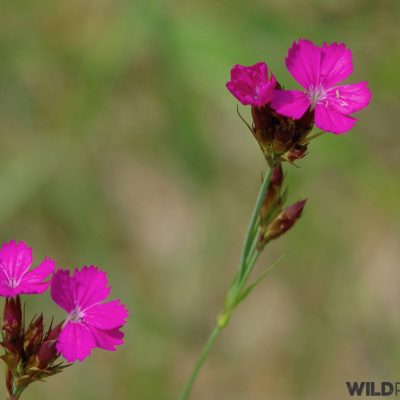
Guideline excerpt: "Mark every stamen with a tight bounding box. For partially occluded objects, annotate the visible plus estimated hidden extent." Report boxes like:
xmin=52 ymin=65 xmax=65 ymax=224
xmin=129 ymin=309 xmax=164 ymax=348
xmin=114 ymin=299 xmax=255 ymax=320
xmin=7 ymin=276 xmax=21 ymax=288
xmin=9 ymin=278 xmax=18 ymax=288
xmin=68 ymin=308 xmax=84 ymax=323
xmin=307 ymin=84 xmax=328 ymax=108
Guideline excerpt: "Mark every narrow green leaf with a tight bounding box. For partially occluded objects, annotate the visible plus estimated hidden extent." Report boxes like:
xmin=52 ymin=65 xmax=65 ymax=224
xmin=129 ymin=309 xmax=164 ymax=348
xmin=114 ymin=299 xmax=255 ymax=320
xmin=235 ymin=254 xmax=287 ymax=306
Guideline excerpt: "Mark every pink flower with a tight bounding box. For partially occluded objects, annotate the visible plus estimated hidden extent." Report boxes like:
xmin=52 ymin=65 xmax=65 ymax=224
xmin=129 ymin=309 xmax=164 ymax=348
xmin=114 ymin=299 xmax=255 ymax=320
xmin=271 ymin=39 xmax=371 ymax=134
xmin=226 ymin=62 xmax=277 ymax=107
xmin=0 ymin=241 xmax=55 ymax=297
xmin=51 ymin=266 xmax=128 ymax=362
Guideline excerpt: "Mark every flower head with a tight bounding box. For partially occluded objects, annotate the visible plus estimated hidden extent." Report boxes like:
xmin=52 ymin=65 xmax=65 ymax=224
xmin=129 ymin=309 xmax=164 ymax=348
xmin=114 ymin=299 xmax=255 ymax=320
xmin=51 ymin=266 xmax=128 ymax=362
xmin=271 ymin=39 xmax=371 ymax=134
xmin=227 ymin=62 xmax=277 ymax=107
xmin=0 ymin=241 xmax=55 ymax=297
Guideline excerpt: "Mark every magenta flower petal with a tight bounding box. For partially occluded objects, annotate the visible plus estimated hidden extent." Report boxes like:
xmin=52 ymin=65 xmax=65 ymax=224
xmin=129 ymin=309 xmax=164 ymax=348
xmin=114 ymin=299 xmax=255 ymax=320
xmin=0 ymin=281 xmax=12 ymax=297
xmin=326 ymin=82 xmax=372 ymax=115
xmin=272 ymin=39 xmax=371 ymax=134
xmin=0 ymin=241 xmax=54 ymax=296
xmin=320 ymin=42 xmax=353 ymax=87
xmin=51 ymin=265 xmax=128 ymax=362
xmin=89 ymin=327 xmax=125 ymax=351
xmin=271 ymin=90 xmax=311 ymax=119
xmin=51 ymin=269 xmax=77 ymax=312
xmin=226 ymin=62 xmax=276 ymax=107
xmin=285 ymin=39 xmax=322 ymax=89
xmin=56 ymin=321 xmax=96 ymax=363
xmin=73 ymin=266 xmax=110 ymax=310
xmin=18 ymin=258 xmax=55 ymax=294
xmin=0 ymin=270 xmax=16 ymax=297
xmin=84 ymin=300 xmax=128 ymax=330
xmin=315 ymin=103 xmax=357 ymax=134
xmin=0 ymin=240 xmax=32 ymax=280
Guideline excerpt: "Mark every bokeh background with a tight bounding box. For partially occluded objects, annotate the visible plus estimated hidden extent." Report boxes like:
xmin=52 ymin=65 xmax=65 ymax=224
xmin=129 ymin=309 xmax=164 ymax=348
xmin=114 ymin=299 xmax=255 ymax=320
xmin=1 ymin=0 xmax=400 ymax=399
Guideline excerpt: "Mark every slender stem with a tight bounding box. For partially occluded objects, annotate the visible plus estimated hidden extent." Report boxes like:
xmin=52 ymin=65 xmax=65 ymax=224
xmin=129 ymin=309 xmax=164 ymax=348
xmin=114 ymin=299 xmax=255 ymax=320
xmin=244 ymin=229 xmax=259 ymax=266
xmin=242 ymin=247 xmax=261 ymax=285
xmin=180 ymin=236 xmax=262 ymax=400
xmin=180 ymin=169 xmax=272 ymax=400
xmin=180 ymin=170 xmax=273 ymax=400
xmin=179 ymin=327 xmax=221 ymax=400
xmin=237 ymin=168 xmax=272 ymax=280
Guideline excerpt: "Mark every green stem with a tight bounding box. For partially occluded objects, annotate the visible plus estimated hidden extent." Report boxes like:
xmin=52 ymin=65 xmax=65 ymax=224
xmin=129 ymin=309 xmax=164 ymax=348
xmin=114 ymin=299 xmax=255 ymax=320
xmin=180 ymin=169 xmax=273 ymax=400
xmin=179 ymin=327 xmax=221 ymax=400
xmin=241 ymin=244 xmax=261 ymax=285
xmin=237 ymin=169 xmax=272 ymax=280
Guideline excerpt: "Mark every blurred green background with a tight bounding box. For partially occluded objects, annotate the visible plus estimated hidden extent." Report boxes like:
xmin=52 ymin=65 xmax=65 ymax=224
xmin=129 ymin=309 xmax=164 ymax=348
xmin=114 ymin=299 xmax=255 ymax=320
xmin=1 ymin=0 xmax=400 ymax=399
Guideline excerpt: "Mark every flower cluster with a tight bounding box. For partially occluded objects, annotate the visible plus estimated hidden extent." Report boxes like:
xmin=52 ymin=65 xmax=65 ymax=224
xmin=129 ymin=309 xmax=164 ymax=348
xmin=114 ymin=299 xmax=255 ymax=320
xmin=225 ymin=39 xmax=371 ymax=250
xmin=226 ymin=39 xmax=371 ymax=163
xmin=181 ymin=39 xmax=371 ymax=399
xmin=0 ymin=240 xmax=128 ymax=399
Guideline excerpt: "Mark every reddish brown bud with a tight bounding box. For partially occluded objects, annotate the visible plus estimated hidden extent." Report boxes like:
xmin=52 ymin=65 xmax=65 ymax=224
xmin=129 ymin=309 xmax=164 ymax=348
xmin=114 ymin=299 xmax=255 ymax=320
xmin=37 ymin=322 xmax=63 ymax=368
xmin=263 ymin=199 xmax=307 ymax=243
xmin=271 ymin=163 xmax=284 ymax=187
xmin=284 ymin=144 xmax=308 ymax=162
xmin=24 ymin=315 xmax=44 ymax=356
xmin=260 ymin=164 xmax=284 ymax=222
xmin=2 ymin=296 xmax=22 ymax=354
xmin=294 ymin=109 xmax=314 ymax=142
xmin=251 ymin=105 xmax=274 ymax=148
xmin=273 ymin=124 xmax=295 ymax=154
xmin=284 ymin=199 xmax=307 ymax=220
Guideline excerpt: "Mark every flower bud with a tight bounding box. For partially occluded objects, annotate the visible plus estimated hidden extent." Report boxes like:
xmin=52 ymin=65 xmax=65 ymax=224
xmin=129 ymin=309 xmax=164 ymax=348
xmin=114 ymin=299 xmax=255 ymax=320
xmin=284 ymin=143 xmax=308 ymax=163
xmin=24 ymin=314 xmax=44 ymax=356
xmin=37 ymin=322 xmax=63 ymax=369
xmin=2 ymin=296 xmax=22 ymax=354
xmin=227 ymin=62 xmax=276 ymax=107
xmin=251 ymin=105 xmax=275 ymax=149
xmin=272 ymin=122 xmax=296 ymax=154
xmin=271 ymin=163 xmax=284 ymax=187
xmin=294 ymin=109 xmax=314 ymax=143
xmin=260 ymin=164 xmax=284 ymax=223
xmin=262 ymin=199 xmax=307 ymax=244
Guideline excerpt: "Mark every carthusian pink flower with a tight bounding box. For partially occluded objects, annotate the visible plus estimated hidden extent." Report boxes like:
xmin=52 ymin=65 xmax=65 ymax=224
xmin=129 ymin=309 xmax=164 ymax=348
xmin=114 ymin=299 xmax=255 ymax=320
xmin=51 ymin=266 xmax=128 ymax=362
xmin=227 ymin=62 xmax=277 ymax=107
xmin=271 ymin=39 xmax=371 ymax=134
xmin=0 ymin=241 xmax=55 ymax=297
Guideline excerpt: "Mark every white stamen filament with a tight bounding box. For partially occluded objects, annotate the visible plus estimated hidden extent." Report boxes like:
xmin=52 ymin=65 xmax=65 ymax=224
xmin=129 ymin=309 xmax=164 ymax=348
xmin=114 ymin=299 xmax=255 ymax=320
xmin=68 ymin=308 xmax=85 ymax=323
xmin=307 ymin=84 xmax=328 ymax=109
xmin=9 ymin=278 xmax=19 ymax=288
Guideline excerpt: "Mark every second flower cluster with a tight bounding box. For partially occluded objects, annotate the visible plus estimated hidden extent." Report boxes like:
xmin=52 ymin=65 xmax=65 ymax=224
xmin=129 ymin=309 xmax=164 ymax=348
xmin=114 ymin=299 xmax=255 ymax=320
xmin=0 ymin=240 xmax=128 ymax=364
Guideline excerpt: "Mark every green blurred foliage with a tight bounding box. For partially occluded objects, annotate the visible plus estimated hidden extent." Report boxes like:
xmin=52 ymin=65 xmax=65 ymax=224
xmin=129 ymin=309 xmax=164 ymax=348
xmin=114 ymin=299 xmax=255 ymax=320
xmin=0 ymin=0 xmax=399 ymax=399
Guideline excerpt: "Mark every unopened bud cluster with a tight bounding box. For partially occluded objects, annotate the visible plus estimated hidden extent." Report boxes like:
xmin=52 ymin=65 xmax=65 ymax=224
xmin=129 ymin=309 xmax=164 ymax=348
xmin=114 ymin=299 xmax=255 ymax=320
xmin=257 ymin=164 xmax=306 ymax=250
xmin=251 ymin=104 xmax=313 ymax=165
xmin=2 ymin=298 xmax=65 ymax=397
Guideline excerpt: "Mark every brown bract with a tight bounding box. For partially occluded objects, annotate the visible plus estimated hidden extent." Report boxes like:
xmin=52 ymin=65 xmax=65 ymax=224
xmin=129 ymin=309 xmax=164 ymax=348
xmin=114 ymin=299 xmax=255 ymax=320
xmin=1 ymin=296 xmax=68 ymax=399
xmin=251 ymin=102 xmax=314 ymax=165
